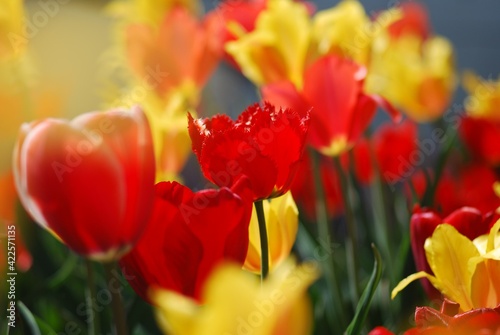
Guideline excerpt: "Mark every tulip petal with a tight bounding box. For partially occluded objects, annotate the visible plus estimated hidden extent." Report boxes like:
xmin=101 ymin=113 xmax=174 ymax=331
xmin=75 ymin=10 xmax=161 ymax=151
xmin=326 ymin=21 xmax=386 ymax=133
xmin=425 ymin=224 xmax=478 ymax=310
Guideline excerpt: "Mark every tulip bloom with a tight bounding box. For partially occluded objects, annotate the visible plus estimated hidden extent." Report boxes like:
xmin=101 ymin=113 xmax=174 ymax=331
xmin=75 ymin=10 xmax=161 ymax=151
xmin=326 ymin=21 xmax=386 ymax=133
xmin=393 ymin=218 xmax=500 ymax=311
xmin=120 ymin=180 xmax=253 ymax=302
xmin=13 ymin=106 xmax=156 ymax=261
xmin=188 ymin=102 xmax=309 ymax=201
xmin=370 ymin=300 xmax=500 ymax=335
xmin=263 ymin=54 xmax=399 ymax=156
xmin=151 ymin=260 xmax=318 ymax=335
xmin=365 ymin=3 xmax=455 ymax=122
xmin=409 ymin=207 xmax=493 ymax=299
xmin=125 ymin=6 xmax=223 ymax=103
xmin=460 ymin=71 xmax=500 ymax=167
xmin=244 ymin=192 xmax=298 ymax=273
xmin=225 ymin=0 xmax=311 ymax=89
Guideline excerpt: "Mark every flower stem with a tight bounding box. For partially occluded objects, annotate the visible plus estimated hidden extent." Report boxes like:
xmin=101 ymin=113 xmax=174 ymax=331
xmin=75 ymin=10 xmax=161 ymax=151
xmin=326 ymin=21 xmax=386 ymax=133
xmin=85 ymin=259 xmax=99 ymax=335
xmin=103 ymin=262 xmax=127 ymax=335
xmin=310 ymin=150 xmax=346 ymax=329
xmin=333 ymin=156 xmax=360 ymax=304
xmin=255 ymin=200 xmax=269 ymax=280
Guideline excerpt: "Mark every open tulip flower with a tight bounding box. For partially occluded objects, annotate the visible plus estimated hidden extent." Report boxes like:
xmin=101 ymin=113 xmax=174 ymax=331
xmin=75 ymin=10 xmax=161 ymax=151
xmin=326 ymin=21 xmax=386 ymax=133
xmin=263 ymin=54 xmax=399 ymax=156
xmin=409 ymin=206 xmax=494 ymax=299
xmin=370 ymin=300 xmax=500 ymax=335
xmin=151 ymin=259 xmax=318 ymax=335
xmin=365 ymin=2 xmax=456 ymax=123
xmin=13 ymin=106 xmax=156 ymax=261
xmin=120 ymin=179 xmax=253 ymax=302
xmin=393 ymin=218 xmax=500 ymax=311
xmin=188 ymin=102 xmax=309 ymax=201
xmin=244 ymin=191 xmax=298 ymax=274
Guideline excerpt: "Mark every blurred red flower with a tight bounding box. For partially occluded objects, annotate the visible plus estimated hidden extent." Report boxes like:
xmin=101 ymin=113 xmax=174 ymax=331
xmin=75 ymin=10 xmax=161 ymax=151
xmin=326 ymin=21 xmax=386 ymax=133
xmin=410 ymin=206 xmax=495 ymax=299
xmin=263 ymin=54 xmax=399 ymax=156
xmin=290 ymin=151 xmax=342 ymax=221
xmin=188 ymin=102 xmax=309 ymax=201
xmin=13 ymin=106 xmax=156 ymax=261
xmin=349 ymin=120 xmax=418 ymax=185
xmin=460 ymin=117 xmax=500 ymax=167
xmin=387 ymin=2 xmax=430 ymax=40
xmin=120 ymin=180 xmax=252 ymax=302
xmin=410 ymin=162 xmax=500 ymax=217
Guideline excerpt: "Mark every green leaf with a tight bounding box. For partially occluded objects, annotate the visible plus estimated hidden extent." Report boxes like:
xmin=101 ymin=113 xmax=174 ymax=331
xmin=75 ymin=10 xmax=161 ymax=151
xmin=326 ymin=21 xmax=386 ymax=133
xmin=345 ymin=244 xmax=383 ymax=335
xmin=17 ymin=301 xmax=41 ymax=335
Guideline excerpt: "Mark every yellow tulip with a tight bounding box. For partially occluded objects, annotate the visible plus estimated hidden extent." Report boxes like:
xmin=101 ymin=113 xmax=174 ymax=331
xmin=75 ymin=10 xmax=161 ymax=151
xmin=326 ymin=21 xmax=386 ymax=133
xmin=366 ymin=31 xmax=456 ymax=122
xmin=392 ymin=219 xmax=500 ymax=311
xmin=310 ymin=0 xmax=372 ymax=64
xmin=225 ymin=0 xmax=311 ymax=89
xmin=463 ymin=71 xmax=500 ymax=121
xmin=244 ymin=192 xmax=298 ymax=274
xmin=152 ymin=260 xmax=318 ymax=335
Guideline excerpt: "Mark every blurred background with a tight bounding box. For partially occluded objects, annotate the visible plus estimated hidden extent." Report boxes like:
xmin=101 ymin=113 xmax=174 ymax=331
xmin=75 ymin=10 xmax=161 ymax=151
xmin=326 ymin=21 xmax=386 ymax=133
xmin=23 ymin=0 xmax=500 ymax=120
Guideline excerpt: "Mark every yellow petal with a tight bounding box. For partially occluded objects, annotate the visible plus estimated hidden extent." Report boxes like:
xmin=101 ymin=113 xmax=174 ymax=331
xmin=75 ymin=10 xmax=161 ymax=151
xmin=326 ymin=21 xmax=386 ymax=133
xmin=391 ymin=271 xmax=437 ymax=300
xmin=226 ymin=0 xmax=310 ymax=88
xmin=311 ymin=0 xmax=370 ymax=64
xmin=151 ymin=289 xmax=199 ymax=335
xmin=200 ymin=260 xmax=318 ymax=335
xmin=244 ymin=192 xmax=299 ymax=274
xmin=424 ymin=224 xmax=477 ymax=310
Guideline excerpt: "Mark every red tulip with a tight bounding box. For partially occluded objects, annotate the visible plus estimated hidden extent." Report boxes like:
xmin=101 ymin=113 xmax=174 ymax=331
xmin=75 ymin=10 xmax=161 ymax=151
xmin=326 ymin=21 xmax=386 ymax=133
xmin=13 ymin=106 xmax=156 ymax=261
xmin=120 ymin=179 xmax=252 ymax=302
xmin=387 ymin=2 xmax=430 ymax=40
xmin=188 ymin=102 xmax=310 ymax=201
xmin=410 ymin=206 xmax=492 ymax=299
xmin=290 ymin=151 xmax=342 ymax=221
xmin=263 ymin=54 xmax=399 ymax=156
xmin=368 ymin=327 xmax=395 ymax=335
xmin=370 ymin=301 xmax=500 ymax=335
xmin=349 ymin=120 xmax=418 ymax=185
xmin=460 ymin=116 xmax=500 ymax=167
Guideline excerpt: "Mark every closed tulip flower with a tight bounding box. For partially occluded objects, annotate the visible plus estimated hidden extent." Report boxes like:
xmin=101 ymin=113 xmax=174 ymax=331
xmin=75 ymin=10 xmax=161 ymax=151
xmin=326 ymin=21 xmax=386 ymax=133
xmin=13 ymin=106 xmax=156 ymax=261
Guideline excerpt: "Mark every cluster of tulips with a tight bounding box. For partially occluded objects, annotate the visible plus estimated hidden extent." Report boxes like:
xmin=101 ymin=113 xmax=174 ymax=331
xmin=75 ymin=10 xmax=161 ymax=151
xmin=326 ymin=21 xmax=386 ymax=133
xmin=1 ymin=0 xmax=500 ymax=334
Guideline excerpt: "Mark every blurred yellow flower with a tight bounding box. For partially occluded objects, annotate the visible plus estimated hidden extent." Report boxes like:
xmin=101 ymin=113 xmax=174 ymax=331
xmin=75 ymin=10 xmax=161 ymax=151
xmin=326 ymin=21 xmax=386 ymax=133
xmin=0 ymin=0 xmax=25 ymax=59
xmin=152 ymin=260 xmax=318 ymax=335
xmin=366 ymin=32 xmax=456 ymax=123
xmin=244 ymin=192 xmax=299 ymax=274
xmin=108 ymin=0 xmax=201 ymax=26
xmin=392 ymin=220 xmax=500 ymax=311
xmin=311 ymin=0 xmax=372 ymax=64
xmin=463 ymin=71 xmax=500 ymax=122
xmin=226 ymin=0 xmax=310 ymax=89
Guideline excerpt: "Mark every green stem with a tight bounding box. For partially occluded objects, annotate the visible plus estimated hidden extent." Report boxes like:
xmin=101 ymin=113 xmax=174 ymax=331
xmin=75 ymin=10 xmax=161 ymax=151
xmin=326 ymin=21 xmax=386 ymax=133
xmin=255 ymin=200 xmax=269 ymax=280
xmin=333 ymin=156 xmax=360 ymax=304
xmin=103 ymin=262 xmax=128 ymax=335
xmin=310 ymin=150 xmax=346 ymax=329
xmin=85 ymin=259 xmax=99 ymax=335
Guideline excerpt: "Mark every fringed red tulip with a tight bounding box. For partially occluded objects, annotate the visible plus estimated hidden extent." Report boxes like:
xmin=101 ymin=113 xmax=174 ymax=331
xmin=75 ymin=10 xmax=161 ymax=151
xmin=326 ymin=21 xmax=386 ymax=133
xmin=188 ymin=102 xmax=309 ymax=201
